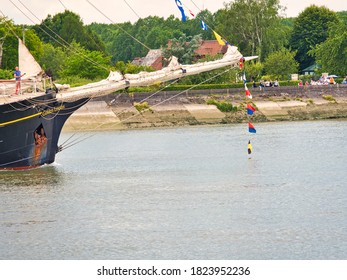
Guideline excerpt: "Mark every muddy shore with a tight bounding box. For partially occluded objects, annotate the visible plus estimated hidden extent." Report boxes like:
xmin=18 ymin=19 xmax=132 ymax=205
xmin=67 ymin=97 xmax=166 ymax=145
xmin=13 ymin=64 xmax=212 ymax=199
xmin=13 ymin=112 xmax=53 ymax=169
xmin=63 ymin=85 xmax=347 ymax=131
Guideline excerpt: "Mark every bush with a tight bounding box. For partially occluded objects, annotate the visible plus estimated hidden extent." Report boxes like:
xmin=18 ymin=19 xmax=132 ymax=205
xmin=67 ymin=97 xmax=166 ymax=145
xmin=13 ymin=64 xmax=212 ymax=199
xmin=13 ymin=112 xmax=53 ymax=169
xmin=322 ymin=95 xmax=336 ymax=102
xmin=0 ymin=69 xmax=13 ymax=79
xmin=207 ymin=99 xmax=237 ymax=112
xmin=134 ymin=102 xmax=151 ymax=112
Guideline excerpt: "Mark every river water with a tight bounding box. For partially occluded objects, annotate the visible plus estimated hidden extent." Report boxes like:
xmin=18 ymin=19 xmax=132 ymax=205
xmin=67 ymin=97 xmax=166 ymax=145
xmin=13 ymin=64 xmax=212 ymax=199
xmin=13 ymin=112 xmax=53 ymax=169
xmin=0 ymin=120 xmax=346 ymax=260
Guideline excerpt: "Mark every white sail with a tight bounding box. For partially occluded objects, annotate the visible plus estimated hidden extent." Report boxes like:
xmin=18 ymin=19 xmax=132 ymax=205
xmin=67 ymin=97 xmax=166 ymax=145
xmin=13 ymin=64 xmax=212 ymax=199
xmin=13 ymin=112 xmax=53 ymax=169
xmin=18 ymin=38 xmax=43 ymax=79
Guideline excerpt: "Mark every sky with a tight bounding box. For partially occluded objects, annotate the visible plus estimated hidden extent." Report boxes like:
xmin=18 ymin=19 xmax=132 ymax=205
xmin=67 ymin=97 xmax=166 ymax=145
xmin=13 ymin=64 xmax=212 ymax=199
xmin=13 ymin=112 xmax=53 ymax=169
xmin=0 ymin=0 xmax=346 ymax=25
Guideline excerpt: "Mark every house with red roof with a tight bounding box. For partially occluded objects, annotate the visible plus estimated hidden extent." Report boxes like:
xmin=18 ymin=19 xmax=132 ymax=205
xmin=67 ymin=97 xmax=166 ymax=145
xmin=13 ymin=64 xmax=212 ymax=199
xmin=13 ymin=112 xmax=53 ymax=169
xmin=132 ymin=40 xmax=226 ymax=70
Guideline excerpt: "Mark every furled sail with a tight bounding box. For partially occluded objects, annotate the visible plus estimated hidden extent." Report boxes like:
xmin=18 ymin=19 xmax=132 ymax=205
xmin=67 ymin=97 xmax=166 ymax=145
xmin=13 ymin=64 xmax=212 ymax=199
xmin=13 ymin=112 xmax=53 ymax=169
xmin=18 ymin=38 xmax=43 ymax=79
xmin=57 ymin=45 xmax=249 ymax=102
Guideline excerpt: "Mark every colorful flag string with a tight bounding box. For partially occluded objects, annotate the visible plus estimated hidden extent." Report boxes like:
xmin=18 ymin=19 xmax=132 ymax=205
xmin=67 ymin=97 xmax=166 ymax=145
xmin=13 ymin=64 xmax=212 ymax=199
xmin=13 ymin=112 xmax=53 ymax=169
xmin=244 ymin=73 xmax=257 ymax=157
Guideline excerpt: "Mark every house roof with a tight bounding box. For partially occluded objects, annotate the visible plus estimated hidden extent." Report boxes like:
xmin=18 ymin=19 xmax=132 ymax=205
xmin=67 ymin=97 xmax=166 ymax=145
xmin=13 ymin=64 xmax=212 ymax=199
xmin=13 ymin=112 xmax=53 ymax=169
xmin=302 ymin=63 xmax=321 ymax=72
xmin=132 ymin=40 xmax=226 ymax=70
xmin=131 ymin=49 xmax=162 ymax=70
xmin=141 ymin=49 xmax=162 ymax=66
xmin=195 ymin=40 xmax=228 ymax=56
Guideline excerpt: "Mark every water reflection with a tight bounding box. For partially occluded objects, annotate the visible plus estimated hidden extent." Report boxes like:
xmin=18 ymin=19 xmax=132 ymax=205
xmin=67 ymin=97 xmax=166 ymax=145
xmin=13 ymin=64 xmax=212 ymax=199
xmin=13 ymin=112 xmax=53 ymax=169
xmin=0 ymin=165 xmax=63 ymax=190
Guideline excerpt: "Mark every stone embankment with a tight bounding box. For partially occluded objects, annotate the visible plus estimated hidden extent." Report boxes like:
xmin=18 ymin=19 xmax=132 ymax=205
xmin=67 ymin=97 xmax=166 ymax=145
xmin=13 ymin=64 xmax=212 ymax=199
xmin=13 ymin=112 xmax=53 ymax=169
xmin=64 ymin=84 xmax=347 ymax=131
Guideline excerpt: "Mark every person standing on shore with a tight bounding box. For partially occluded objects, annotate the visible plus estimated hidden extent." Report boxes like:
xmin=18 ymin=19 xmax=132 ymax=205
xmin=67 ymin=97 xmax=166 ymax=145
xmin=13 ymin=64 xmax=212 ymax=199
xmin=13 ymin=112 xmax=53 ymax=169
xmin=13 ymin=66 xmax=25 ymax=95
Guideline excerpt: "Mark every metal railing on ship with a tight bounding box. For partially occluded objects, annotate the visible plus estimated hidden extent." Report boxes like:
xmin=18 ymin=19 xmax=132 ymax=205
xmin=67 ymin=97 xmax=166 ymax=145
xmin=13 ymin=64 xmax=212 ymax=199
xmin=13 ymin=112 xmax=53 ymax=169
xmin=0 ymin=77 xmax=53 ymax=96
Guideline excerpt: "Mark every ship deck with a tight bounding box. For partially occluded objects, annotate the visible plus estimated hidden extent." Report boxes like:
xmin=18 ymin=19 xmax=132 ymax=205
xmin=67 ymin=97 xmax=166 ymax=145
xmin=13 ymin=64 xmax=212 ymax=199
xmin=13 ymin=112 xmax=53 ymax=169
xmin=0 ymin=92 xmax=46 ymax=105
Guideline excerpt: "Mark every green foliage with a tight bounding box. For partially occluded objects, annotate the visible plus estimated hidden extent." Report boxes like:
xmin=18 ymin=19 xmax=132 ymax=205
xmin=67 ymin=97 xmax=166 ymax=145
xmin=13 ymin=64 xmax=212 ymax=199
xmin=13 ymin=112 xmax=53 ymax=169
xmin=263 ymin=48 xmax=299 ymax=79
xmin=0 ymin=68 xmax=12 ymax=79
xmin=310 ymin=20 xmax=347 ymax=76
xmin=0 ymin=18 xmax=44 ymax=70
xmin=115 ymin=61 xmax=153 ymax=75
xmin=207 ymin=99 xmax=237 ymax=112
xmin=22 ymin=29 xmax=44 ymax=59
xmin=90 ymin=14 xmax=207 ymax=63
xmin=33 ymin=11 xmax=106 ymax=53
xmin=244 ymin=60 xmax=264 ymax=81
xmin=0 ymin=17 xmax=15 ymax=68
xmin=337 ymin=11 xmax=347 ymax=25
xmin=216 ymin=0 xmax=285 ymax=60
xmin=162 ymin=34 xmax=202 ymax=64
xmin=290 ymin=5 xmax=339 ymax=70
xmin=58 ymin=42 xmax=110 ymax=80
xmin=39 ymin=43 xmax=66 ymax=79
xmin=261 ymin=18 xmax=293 ymax=60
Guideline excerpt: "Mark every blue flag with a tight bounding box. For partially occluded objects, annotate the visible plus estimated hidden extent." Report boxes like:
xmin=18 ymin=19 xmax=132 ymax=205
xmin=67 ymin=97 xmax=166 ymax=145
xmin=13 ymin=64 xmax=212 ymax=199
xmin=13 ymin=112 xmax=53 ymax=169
xmin=242 ymin=73 xmax=247 ymax=84
xmin=200 ymin=20 xmax=208 ymax=30
xmin=247 ymin=104 xmax=256 ymax=115
xmin=175 ymin=0 xmax=186 ymax=22
xmin=248 ymin=122 xmax=256 ymax=133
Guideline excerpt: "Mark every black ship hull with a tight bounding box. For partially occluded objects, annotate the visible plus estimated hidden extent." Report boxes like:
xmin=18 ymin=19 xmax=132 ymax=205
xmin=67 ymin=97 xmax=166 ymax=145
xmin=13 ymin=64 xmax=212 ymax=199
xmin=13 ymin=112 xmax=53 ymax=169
xmin=0 ymin=92 xmax=89 ymax=170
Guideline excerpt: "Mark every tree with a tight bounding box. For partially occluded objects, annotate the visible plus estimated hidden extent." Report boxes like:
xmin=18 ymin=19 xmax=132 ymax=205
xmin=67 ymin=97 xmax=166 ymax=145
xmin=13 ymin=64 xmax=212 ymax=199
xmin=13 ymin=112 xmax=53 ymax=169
xmin=162 ymin=34 xmax=202 ymax=64
xmin=216 ymin=0 xmax=284 ymax=60
xmin=263 ymin=48 xmax=298 ymax=79
xmin=244 ymin=60 xmax=264 ymax=81
xmin=39 ymin=43 xmax=67 ymax=79
xmin=290 ymin=5 xmax=339 ymax=70
xmin=21 ymin=29 xmax=44 ymax=60
xmin=261 ymin=18 xmax=292 ymax=60
xmin=58 ymin=42 xmax=110 ymax=80
xmin=0 ymin=17 xmax=15 ymax=68
xmin=33 ymin=11 xmax=106 ymax=53
xmin=337 ymin=11 xmax=347 ymax=26
xmin=310 ymin=20 xmax=347 ymax=76
xmin=0 ymin=18 xmax=44 ymax=70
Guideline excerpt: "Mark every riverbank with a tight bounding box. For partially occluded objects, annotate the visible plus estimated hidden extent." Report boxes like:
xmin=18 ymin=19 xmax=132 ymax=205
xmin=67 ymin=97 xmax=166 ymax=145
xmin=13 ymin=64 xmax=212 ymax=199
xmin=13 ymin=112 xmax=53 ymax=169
xmin=63 ymin=85 xmax=347 ymax=131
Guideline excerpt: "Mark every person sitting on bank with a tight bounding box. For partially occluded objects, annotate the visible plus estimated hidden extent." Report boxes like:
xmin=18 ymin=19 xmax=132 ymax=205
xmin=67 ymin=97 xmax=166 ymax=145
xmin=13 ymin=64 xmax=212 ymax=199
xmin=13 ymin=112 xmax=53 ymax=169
xmin=13 ymin=66 xmax=25 ymax=95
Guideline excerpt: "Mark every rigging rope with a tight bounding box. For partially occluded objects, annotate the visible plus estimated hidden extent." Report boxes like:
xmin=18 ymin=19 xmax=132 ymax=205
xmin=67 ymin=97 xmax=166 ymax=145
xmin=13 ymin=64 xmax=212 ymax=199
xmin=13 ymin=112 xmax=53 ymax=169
xmin=57 ymin=0 xmax=106 ymax=54
xmin=58 ymin=66 xmax=233 ymax=152
xmin=10 ymin=0 xmax=109 ymax=72
xmin=1 ymin=1 xmax=238 ymax=164
xmin=57 ymin=0 xmax=68 ymax=10
xmin=85 ymin=0 xmax=151 ymax=51
xmin=123 ymin=0 xmax=142 ymax=20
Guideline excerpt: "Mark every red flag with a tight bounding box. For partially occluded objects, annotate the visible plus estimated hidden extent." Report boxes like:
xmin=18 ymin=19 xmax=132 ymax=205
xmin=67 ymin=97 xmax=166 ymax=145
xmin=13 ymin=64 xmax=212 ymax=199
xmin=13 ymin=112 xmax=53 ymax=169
xmin=248 ymin=122 xmax=256 ymax=133
xmin=239 ymin=57 xmax=244 ymax=69
xmin=189 ymin=10 xmax=195 ymax=17
xmin=245 ymin=85 xmax=252 ymax=99
xmin=247 ymin=104 xmax=256 ymax=115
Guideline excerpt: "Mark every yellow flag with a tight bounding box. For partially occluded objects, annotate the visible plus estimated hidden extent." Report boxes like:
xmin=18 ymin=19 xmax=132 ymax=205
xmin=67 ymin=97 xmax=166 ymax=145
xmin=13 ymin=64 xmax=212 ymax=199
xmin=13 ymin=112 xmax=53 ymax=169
xmin=213 ymin=31 xmax=226 ymax=46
